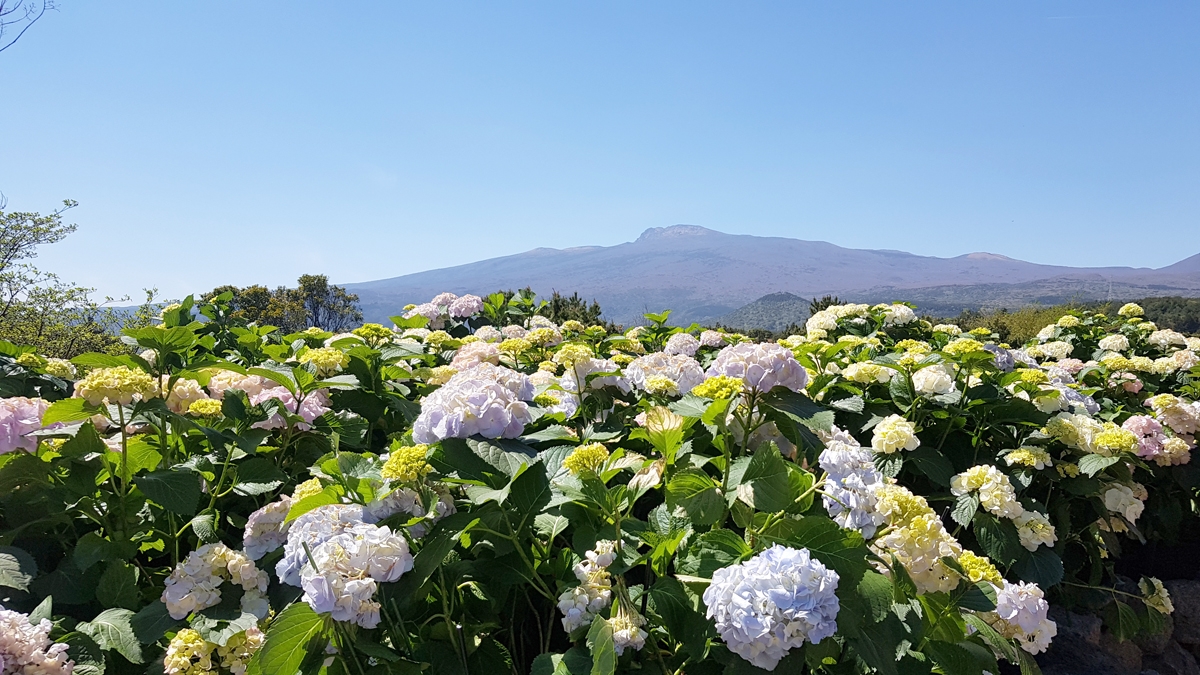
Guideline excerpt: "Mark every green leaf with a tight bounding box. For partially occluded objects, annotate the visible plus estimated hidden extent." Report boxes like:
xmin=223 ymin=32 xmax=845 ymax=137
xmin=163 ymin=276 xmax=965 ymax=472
xmin=668 ymin=395 xmax=710 ymax=419
xmin=759 ymin=517 xmax=870 ymax=586
xmin=958 ymin=582 xmax=998 ymax=612
xmin=106 ymin=437 xmax=163 ymax=483
xmin=96 ymin=561 xmax=140 ymax=610
xmin=951 ymin=493 xmax=980 ymax=528
xmin=734 ymin=445 xmax=795 ymax=513
xmin=189 ymin=512 xmax=219 ymax=543
xmin=233 ymin=457 xmax=288 ymax=496
xmin=131 ymin=600 xmax=181 ymax=645
xmin=855 ymin=571 xmax=895 ymax=623
xmin=534 ymin=514 xmax=570 ymax=540
xmin=1013 ymin=547 xmax=1064 ymax=588
xmin=72 ymin=532 xmax=116 ymax=572
xmin=29 ymin=595 xmax=53 ymax=624
xmin=0 ymin=545 xmax=37 ymax=591
xmin=586 ymin=617 xmax=616 ymax=675
xmin=648 ymin=577 xmax=711 ymax=658
xmin=761 ymin=389 xmax=835 ymax=432
xmin=59 ymin=422 xmax=107 ymax=458
xmin=907 ymin=447 xmax=955 ymax=487
xmin=1104 ymin=601 xmax=1141 ymax=642
xmin=964 ymin=614 xmax=1018 ymax=663
xmin=665 ymin=469 xmax=724 ymax=527
xmin=61 ymin=632 xmax=105 ymax=675
xmin=253 ymin=603 xmax=326 ymax=675
xmin=77 ymin=608 xmax=144 ymax=663
xmin=973 ymin=513 xmax=1022 ymax=566
xmin=136 ymin=470 xmax=202 ymax=516
xmin=42 ymin=398 xmax=102 ymax=425
xmin=924 ymin=640 xmax=984 ymax=675
xmin=531 ymin=650 xmax=592 ymax=675
xmin=286 ymin=488 xmax=341 ymax=522
xmin=1078 ymin=454 xmax=1120 ymax=477
xmin=675 ymin=529 xmax=752 ymax=578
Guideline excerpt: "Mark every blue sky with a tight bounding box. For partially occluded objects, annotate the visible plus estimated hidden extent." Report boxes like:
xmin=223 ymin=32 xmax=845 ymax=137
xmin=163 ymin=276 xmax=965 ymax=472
xmin=2 ymin=2 xmax=1198 ymax=300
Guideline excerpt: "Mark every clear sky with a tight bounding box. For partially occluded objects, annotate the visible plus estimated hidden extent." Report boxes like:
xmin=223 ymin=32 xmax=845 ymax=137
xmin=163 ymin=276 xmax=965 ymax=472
xmin=2 ymin=2 xmax=1198 ymax=300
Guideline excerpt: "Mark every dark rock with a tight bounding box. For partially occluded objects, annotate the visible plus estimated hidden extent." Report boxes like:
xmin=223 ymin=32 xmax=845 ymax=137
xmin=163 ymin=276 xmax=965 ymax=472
xmin=1165 ymin=581 xmax=1200 ymax=646
xmin=1138 ymin=614 xmax=1177 ymax=656
xmin=1144 ymin=642 xmax=1200 ymax=675
xmin=1098 ymin=634 xmax=1145 ymax=674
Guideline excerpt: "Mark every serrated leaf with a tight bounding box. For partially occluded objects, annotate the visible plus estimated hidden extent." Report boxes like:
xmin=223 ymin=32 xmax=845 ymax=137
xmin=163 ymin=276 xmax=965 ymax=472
xmin=952 ymin=493 xmax=980 ymax=527
xmin=675 ymin=529 xmax=752 ymax=578
xmin=586 ymin=617 xmax=615 ymax=675
xmin=77 ymin=608 xmax=144 ymax=663
xmin=42 ymin=398 xmax=102 ymax=425
xmin=136 ymin=470 xmax=202 ymax=516
xmin=131 ymin=600 xmax=181 ymax=645
xmin=534 ymin=514 xmax=570 ymax=540
xmin=665 ymin=469 xmax=724 ymax=527
xmin=759 ymin=517 xmax=870 ymax=586
xmin=1078 ymin=454 xmax=1120 ymax=477
xmin=251 ymin=604 xmax=325 ymax=675
xmin=1013 ymin=547 xmax=1063 ymax=588
xmin=233 ymin=457 xmax=288 ymax=496
xmin=0 ymin=545 xmax=37 ymax=591
xmin=96 ymin=561 xmax=139 ymax=610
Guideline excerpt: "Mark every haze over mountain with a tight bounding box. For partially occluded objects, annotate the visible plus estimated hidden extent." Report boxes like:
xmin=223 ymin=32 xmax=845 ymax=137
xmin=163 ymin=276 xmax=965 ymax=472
xmin=345 ymin=225 xmax=1200 ymax=327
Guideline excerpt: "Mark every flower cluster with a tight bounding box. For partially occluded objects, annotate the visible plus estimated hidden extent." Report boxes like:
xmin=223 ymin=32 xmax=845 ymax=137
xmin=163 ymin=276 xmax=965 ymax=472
xmin=162 ymin=543 xmax=270 ymax=620
xmin=817 ymin=427 xmax=886 ymax=537
xmin=412 ymin=363 xmax=534 ymax=443
xmin=871 ymin=414 xmax=919 ymax=454
xmin=982 ymin=581 xmax=1057 ymax=654
xmin=0 ymin=606 xmax=74 ymax=675
xmin=299 ymin=521 xmax=413 ymax=628
xmin=558 ymin=541 xmax=617 ymax=632
xmin=706 ymin=343 xmax=808 ymax=393
xmin=74 ymin=365 xmax=157 ymax=405
xmin=624 ymin=353 xmax=705 ymax=397
xmin=0 ymin=396 xmax=52 ymax=455
xmin=703 ymin=545 xmax=840 ymax=670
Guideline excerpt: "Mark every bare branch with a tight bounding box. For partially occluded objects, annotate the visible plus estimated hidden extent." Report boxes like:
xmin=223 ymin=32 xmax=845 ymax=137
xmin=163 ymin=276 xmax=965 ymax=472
xmin=0 ymin=0 xmax=54 ymax=54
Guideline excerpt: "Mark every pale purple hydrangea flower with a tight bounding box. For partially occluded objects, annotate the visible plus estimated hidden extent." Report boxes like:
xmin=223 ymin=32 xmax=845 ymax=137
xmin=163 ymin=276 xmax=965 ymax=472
xmin=1123 ymin=415 xmax=1167 ymax=460
xmin=663 ymin=333 xmax=700 ymax=357
xmin=501 ymin=325 xmax=528 ymax=340
xmin=277 ymin=504 xmax=372 ymax=586
xmin=449 ymin=294 xmax=484 ymax=318
xmin=624 ymin=353 xmax=705 ymax=396
xmin=703 ymin=545 xmax=840 ymax=670
xmin=474 ymin=325 xmax=503 ymax=342
xmin=249 ymin=388 xmax=330 ymax=431
xmin=450 ymin=341 xmax=500 ymax=369
xmin=243 ymin=495 xmax=294 ymax=560
xmin=300 ymin=522 xmax=412 ymax=628
xmin=0 ymin=606 xmax=74 ymax=675
xmin=817 ymin=428 xmax=885 ymax=537
xmin=0 ymin=397 xmax=55 ymax=454
xmin=706 ymin=343 xmax=808 ymax=393
xmin=411 ymin=363 xmax=534 ymax=443
xmin=560 ymin=358 xmax=631 ymax=395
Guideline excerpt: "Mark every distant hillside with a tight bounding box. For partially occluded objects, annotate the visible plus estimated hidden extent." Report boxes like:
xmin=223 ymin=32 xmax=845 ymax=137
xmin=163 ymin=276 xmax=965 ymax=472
xmin=716 ymin=293 xmax=811 ymax=332
xmin=342 ymin=225 xmax=1200 ymax=326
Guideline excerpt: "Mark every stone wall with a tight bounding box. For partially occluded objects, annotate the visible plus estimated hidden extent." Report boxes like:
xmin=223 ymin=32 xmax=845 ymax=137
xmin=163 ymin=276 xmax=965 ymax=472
xmin=1038 ymin=581 xmax=1200 ymax=675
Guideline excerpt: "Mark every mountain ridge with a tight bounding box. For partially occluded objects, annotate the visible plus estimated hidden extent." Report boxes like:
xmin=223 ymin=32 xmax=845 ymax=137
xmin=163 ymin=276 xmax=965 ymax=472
xmin=344 ymin=225 xmax=1200 ymax=326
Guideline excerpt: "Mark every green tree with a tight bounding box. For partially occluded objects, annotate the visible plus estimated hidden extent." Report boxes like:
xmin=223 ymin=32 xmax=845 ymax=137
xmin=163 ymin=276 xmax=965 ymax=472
xmin=0 ymin=199 xmax=130 ymax=356
xmin=295 ymin=274 xmax=361 ymax=331
xmin=543 ymin=291 xmax=605 ymax=326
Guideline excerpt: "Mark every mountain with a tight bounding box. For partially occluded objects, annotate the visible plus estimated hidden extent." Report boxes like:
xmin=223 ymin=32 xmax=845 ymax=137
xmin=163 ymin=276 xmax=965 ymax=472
xmin=716 ymin=293 xmax=811 ymax=332
xmin=344 ymin=225 xmax=1200 ymax=326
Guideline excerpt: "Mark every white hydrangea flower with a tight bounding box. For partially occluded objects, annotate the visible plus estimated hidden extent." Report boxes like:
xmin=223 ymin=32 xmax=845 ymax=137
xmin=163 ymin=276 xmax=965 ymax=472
xmin=243 ymin=495 xmax=294 ymax=560
xmin=1014 ymin=511 xmax=1057 ymax=551
xmin=818 ymin=427 xmax=886 ymax=537
xmin=871 ymin=485 xmax=963 ymax=594
xmin=871 ymin=415 xmax=919 ymax=454
xmin=703 ymin=545 xmax=840 ymax=670
xmin=611 ymin=603 xmax=648 ymax=656
xmin=1149 ymin=329 xmax=1187 ymax=349
xmin=0 ymin=606 xmax=74 ymax=675
xmin=162 ymin=543 xmax=270 ymax=621
xmin=842 ymin=362 xmax=893 ymax=384
xmin=448 ymin=294 xmax=484 ymax=318
xmin=880 ymin=303 xmax=917 ymax=326
xmin=951 ymin=465 xmax=1024 ymax=520
xmin=299 ymin=522 xmax=413 ymax=628
xmin=277 ymin=504 xmax=372 ymax=586
xmin=474 ymin=325 xmax=503 ymax=342
xmin=1140 ymin=577 xmax=1174 ymax=615
xmin=412 ymin=363 xmax=534 ymax=443
xmin=560 ymin=357 xmax=631 ymax=395
xmin=912 ymin=364 xmax=956 ymax=396
xmin=625 ymin=353 xmax=705 ymax=396
xmin=700 ymin=330 xmax=727 ymax=348
xmin=983 ymin=581 xmax=1057 ymax=654
xmin=706 ymin=343 xmax=808 ymax=393
xmin=500 ymin=325 xmax=527 ymax=340
xmin=1098 ymin=334 xmax=1129 ymax=352
xmin=1103 ymin=484 xmax=1145 ymax=525
xmin=933 ymin=324 xmax=962 ymax=335
xmin=663 ymin=332 xmax=701 ymax=357
xmin=557 ymin=541 xmax=618 ymax=632
xmin=449 ymin=341 xmax=501 ymax=370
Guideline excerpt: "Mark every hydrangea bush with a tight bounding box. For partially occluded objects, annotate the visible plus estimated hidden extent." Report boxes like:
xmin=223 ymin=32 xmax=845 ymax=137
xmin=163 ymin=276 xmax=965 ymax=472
xmin=0 ymin=294 xmax=1196 ymax=674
